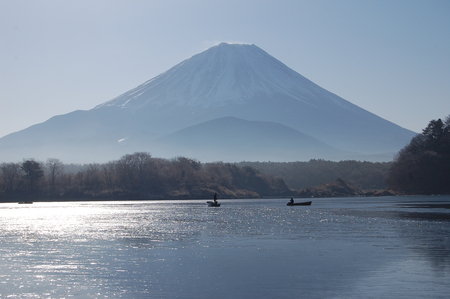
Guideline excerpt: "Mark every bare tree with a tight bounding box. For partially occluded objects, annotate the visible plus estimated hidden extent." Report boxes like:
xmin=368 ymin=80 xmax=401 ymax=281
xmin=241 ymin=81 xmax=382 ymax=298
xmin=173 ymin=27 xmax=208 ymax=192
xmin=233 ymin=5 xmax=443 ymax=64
xmin=116 ymin=152 xmax=155 ymax=189
xmin=0 ymin=162 xmax=22 ymax=192
xmin=46 ymin=158 xmax=64 ymax=193
xmin=172 ymin=157 xmax=203 ymax=190
xmin=205 ymin=162 xmax=233 ymax=188
xmin=84 ymin=163 xmax=101 ymax=191
xmin=101 ymin=162 xmax=117 ymax=189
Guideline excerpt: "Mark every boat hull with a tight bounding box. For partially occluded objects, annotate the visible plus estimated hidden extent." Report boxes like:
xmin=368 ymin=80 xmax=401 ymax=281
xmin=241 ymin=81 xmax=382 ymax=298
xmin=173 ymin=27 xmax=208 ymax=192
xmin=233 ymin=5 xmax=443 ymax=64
xmin=287 ymin=201 xmax=312 ymax=206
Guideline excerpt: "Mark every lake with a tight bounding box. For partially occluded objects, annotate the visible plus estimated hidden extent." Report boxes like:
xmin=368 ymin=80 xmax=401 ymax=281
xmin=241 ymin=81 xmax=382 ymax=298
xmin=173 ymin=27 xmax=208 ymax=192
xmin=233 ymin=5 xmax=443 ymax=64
xmin=1 ymin=196 xmax=449 ymax=298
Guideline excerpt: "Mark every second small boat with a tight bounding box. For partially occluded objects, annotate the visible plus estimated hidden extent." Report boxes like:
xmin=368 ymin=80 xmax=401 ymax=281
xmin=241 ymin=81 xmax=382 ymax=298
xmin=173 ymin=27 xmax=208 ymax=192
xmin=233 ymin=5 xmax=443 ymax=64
xmin=287 ymin=200 xmax=312 ymax=206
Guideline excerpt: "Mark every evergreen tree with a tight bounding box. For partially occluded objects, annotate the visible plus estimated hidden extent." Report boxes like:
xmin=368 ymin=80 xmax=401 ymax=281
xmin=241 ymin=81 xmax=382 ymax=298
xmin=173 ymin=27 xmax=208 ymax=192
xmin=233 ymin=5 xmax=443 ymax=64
xmin=387 ymin=115 xmax=450 ymax=194
xmin=21 ymin=159 xmax=44 ymax=193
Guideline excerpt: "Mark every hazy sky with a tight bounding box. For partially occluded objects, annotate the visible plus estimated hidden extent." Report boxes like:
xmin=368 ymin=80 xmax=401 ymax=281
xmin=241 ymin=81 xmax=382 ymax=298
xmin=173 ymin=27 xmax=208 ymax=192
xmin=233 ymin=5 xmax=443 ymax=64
xmin=1 ymin=0 xmax=449 ymax=138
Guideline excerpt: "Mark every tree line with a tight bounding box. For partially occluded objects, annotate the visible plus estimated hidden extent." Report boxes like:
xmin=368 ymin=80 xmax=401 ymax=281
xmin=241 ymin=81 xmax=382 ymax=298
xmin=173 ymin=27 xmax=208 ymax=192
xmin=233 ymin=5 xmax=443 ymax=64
xmin=0 ymin=153 xmax=291 ymax=201
xmin=0 ymin=152 xmax=394 ymax=202
xmin=238 ymin=160 xmax=392 ymax=191
xmin=387 ymin=115 xmax=450 ymax=194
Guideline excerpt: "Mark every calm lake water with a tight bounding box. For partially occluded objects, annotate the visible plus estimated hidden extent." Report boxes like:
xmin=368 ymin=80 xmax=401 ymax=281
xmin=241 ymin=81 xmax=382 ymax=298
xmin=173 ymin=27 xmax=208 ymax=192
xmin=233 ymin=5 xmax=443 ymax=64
xmin=1 ymin=196 xmax=449 ymax=298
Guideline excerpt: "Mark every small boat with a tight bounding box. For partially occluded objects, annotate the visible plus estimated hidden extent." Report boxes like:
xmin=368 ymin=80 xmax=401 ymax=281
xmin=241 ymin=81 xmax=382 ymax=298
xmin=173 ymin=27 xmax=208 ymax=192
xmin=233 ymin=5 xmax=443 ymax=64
xmin=287 ymin=201 xmax=312 ymax=206
xmin=206 ymin=201 xmax=221 ymax=207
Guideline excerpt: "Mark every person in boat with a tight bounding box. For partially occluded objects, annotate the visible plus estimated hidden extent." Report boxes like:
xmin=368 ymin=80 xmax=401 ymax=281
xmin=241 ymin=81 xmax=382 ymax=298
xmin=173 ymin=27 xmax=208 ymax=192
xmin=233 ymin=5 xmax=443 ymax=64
xmin=214 ymin=193 xmax=218 ymax=204
xmin=289 ymin=198 xmax=294 ymax=205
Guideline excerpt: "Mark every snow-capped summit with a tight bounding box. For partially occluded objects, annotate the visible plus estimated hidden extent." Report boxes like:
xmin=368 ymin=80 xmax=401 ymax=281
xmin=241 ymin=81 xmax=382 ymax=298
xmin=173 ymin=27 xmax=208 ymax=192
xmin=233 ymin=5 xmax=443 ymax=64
xmin=95 ymin=43 xmax=355 ymax=112
xmin=0 ymin=43 xmax=416 ymax=163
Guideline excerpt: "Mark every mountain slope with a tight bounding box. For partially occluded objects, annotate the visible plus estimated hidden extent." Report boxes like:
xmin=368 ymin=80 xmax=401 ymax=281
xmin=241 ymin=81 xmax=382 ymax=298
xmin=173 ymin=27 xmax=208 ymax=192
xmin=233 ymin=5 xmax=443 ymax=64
xmin=0 ymin=43 xmax=416 ymax=163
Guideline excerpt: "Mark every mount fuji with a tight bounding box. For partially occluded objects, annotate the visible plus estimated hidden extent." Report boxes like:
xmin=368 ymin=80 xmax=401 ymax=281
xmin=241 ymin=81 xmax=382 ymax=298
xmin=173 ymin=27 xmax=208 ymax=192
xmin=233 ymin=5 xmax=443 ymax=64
xmin=0 ymin=43 xmax=415 ymax=163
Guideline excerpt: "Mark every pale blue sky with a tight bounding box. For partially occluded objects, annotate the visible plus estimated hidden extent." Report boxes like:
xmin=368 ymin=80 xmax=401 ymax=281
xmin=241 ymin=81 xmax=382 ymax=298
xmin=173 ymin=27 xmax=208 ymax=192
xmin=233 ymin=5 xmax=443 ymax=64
xmin=1 ymin=0 xmax=449 ymax=138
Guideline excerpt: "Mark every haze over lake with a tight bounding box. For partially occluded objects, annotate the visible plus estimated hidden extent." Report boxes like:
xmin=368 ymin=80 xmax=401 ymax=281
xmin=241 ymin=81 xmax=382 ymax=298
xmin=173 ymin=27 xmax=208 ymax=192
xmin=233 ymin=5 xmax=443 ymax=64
xmin=1 ymin=196 xmax=449 ymax=298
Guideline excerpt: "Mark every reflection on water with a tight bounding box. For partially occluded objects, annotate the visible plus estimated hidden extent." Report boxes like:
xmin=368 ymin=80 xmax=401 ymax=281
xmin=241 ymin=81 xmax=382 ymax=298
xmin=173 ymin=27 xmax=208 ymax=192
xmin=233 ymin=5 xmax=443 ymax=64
xmin=0 ymin=196 xmax=449 ymax=298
